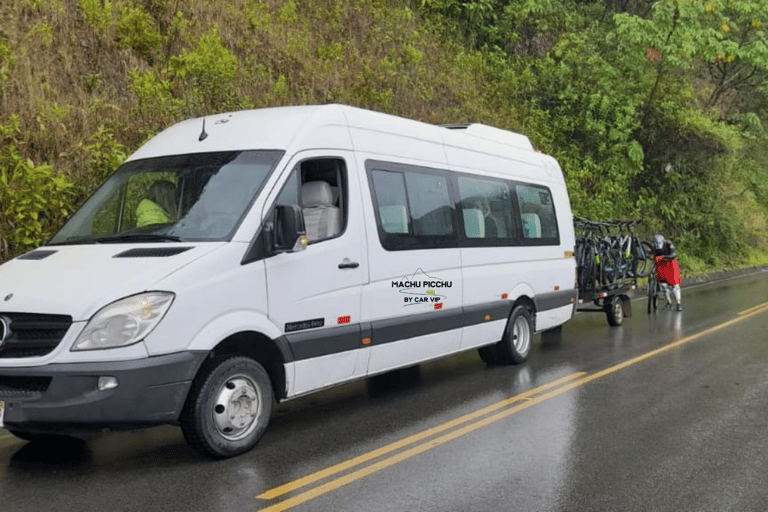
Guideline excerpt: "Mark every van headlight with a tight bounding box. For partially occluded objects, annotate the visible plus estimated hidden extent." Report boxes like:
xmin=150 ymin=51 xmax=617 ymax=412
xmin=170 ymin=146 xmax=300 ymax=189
xmin=72 ymin=292 xmax=175 ymax=351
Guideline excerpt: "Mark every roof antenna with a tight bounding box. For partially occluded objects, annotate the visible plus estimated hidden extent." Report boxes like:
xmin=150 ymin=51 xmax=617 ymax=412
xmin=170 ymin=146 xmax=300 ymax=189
xmin=199 ymin=118 xmax=208 ymax=141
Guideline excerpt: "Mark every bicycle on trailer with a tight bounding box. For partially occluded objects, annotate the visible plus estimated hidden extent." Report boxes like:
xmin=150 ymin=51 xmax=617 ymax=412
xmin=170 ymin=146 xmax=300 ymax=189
xmin=573 ymin=216 xmax=647 ymax=326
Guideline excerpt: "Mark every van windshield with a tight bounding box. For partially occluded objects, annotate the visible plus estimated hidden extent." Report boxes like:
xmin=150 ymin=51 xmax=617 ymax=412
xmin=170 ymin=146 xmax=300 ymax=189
xmin=48 ymin=150 xmax=284 ymax=244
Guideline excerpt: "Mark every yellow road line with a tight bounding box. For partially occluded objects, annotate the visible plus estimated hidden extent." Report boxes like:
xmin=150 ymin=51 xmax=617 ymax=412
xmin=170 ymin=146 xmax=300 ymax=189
xmin=738 ymin=302 xmax=768 ymax=316
xmin=257 ymin=371 xmax=585 ymax=500
xmin=257 ymin=374 xmax=588 ymax=512
xmin=257 ymin=302 xmax=768 ymax=511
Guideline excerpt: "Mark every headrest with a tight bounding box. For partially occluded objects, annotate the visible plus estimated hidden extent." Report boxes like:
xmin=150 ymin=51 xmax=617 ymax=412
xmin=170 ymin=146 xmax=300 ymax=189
xmin=301 ymin=181 xmax=334 ymax=207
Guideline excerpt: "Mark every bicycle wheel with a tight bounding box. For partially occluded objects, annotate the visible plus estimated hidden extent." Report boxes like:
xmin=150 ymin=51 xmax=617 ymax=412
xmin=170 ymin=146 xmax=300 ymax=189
xmin=647 ymin=278 xmax=658 ymax=314
xmin=584 ymin=243 xmax=598 ymax=293
xmin=634 ymin=240 xmax=655 ymax=278
xmin=575 ymin=239 xmax=590 ymax=292
xmin=602 ymin=246 xmax=623 ymax=286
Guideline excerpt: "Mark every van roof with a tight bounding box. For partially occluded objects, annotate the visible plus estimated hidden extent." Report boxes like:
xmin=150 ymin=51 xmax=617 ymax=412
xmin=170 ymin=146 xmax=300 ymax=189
xmin=127 ymin=104 xmax=542 ymax=169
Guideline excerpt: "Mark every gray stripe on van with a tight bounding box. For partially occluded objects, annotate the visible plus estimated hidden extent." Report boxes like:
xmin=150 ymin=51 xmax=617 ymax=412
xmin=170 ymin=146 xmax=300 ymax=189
xmin=279 ymin=293 xmax=574 ymax=362
xmin=535 ymin=289 xmax=578 ymax=312
xmin=283 ymin=323 xmax=361 ymax=361
xmin=280 ymin=299 xmax=514 ymax=361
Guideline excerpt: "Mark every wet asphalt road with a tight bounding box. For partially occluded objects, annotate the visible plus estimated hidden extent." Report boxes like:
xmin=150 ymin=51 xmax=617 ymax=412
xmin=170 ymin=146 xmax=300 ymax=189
xmin=3 ymin=271 xmax=768 ymax=512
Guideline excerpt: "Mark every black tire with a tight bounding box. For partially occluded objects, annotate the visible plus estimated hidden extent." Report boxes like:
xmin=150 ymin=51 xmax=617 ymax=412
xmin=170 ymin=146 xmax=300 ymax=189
xmin=496 ymin=306 xmax=534 ymax=365
xmin=606 ymin=296 xmax=624 ymax=326
xmin=647 ymin=279 xmax=658 ymax=314
xmin=477 ymin=345 xmax=499 ymax=365
xmin=605 ymin=247 xmax=624 ymax=285
xmin=635 ymin=240 xmax=655 ymax=278
xmin=587 ymin=244 xmax=599 ymax=292
xmin=181 ymin=355 xmax=273 ymax=459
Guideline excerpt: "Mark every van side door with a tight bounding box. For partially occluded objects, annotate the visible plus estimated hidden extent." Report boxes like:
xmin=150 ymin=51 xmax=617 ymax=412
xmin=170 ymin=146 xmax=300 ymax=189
xmin=262 ymin=152 xmax=369 ymax=396
xmin=360 ymin=160 xmax=464 ymax=374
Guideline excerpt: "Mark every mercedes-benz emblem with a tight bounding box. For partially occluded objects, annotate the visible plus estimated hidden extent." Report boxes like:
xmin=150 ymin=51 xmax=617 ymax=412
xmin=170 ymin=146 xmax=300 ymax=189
xmin=0 ymin=316 xmax=8 ymax=348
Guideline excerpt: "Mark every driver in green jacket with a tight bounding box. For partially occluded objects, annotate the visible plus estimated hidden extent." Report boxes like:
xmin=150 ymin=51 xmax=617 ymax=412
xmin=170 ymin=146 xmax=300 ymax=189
xmin=137 ymin=180 xmax=176 ymax=227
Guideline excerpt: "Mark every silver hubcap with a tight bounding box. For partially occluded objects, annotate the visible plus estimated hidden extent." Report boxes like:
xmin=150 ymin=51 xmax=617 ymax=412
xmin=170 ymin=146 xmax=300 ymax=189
xmin=614 ymin=301 xmax=622 ymax=320
xmin=512 ymin=315 xmax=531 ymax=355
xmin=212 ymin=375 xmax=260 ymax=441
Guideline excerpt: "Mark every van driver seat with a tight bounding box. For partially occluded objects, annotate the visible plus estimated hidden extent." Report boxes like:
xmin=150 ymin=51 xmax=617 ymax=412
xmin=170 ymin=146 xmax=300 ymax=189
xmin=301 ymin=181 xmax=341 ymax=242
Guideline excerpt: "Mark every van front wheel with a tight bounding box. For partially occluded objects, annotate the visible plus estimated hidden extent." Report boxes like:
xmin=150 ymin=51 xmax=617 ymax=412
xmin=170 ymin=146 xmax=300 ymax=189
xmin=181 ymin=355 xmax=273 ymax=459
xmin=496 ymin=306 xmax=533 ymax=365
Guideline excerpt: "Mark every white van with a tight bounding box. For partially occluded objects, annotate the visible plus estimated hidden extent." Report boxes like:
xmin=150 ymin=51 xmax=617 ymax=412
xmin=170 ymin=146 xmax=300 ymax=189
xmin=0 ymin=105 xmax=576 ymax=458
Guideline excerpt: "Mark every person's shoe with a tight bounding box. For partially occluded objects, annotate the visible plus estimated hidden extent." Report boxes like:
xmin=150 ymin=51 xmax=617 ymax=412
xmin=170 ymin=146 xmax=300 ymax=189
xmin=676 ymin=304 xmax=682 ymax=312
xmin=663 ymin=303 xmax=672 ymax=311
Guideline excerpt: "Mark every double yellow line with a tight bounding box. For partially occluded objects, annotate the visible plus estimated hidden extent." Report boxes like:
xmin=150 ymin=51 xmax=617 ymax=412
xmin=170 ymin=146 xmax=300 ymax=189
xmin=256 ymin=372 xmax=585 ymax=511
xmin=257 ymin=301 xmax=768 ymax=511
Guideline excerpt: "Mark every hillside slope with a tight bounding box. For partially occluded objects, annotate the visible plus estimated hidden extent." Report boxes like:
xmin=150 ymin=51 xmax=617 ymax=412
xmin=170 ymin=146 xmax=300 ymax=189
xmin=1 ymin=0 xmax=768 ymax=272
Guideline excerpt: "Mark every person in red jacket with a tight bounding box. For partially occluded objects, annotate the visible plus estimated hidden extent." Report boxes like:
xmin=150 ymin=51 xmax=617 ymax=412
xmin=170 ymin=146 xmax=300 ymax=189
xmin=653 ymin=234 xmax=682 ymax=311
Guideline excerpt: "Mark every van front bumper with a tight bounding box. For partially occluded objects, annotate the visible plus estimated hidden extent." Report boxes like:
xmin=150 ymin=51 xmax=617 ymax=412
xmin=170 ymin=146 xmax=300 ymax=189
xmin=0 ymin=351 xmax=208 ymax=431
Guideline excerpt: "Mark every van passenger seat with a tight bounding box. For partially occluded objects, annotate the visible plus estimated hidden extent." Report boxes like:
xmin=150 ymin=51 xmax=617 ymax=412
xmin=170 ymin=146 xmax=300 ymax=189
xmin=301 ymin=181 xmax=341 ymax=241
xmin=463 ymin=209 xmax=485 ymax=238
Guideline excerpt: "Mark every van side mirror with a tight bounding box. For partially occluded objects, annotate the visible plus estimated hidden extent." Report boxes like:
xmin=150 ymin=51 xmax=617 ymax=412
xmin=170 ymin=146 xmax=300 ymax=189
xmin=273 ymin=205 xmax=308 ymax=253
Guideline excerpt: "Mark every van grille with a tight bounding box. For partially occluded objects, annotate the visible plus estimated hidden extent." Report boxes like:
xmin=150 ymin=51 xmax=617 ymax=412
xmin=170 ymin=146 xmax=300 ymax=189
xmin=0 ymin=313 xmax=72 ymax=358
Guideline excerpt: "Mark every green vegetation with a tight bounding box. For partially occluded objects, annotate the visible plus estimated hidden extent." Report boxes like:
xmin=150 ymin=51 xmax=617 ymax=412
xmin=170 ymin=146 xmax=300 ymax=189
xmin=1 ymin=0 xmax=768 ymax=274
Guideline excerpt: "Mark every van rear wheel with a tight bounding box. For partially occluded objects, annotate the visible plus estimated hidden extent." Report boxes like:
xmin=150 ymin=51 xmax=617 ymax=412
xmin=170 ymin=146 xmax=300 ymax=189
xmin=181 ymin=355 xmax=273 ymax=459
xmin=496 ymin=305 xmax=533 ymax=365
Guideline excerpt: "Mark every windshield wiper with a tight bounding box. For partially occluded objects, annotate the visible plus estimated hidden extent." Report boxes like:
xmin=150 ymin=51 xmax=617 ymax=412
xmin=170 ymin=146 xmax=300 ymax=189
xmin=48 ymin=235 xmax=101 ymax=245
xmin=49 ymin=233 xmax=185 ymax=245
xmin=91 ymin=233 xmax=185 ymax=243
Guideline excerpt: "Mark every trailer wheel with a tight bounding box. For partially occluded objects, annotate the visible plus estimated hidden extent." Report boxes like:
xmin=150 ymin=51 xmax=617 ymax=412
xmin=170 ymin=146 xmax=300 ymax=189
xmin=606 ymin=296 xmax=624 ymax=326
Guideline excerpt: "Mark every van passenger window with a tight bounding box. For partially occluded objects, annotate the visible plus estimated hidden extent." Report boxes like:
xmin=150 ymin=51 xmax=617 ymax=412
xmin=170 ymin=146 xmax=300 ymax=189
xmin=274 ymin=158 xmax=347 ymax=243
xmin=457 ymin=176 xmax=514 ymax=242
xmin=515 ymin=185 xmax=559 ymax=243
xmin=404 ymin=173 xmax=453 ymax=236
xmin=275 ymin=170 xmax=299 ymax=207
xmin=371 ymin=170 xmax=454 ymax=237
xmin=371 ymin=171 xmax=409 ymax=234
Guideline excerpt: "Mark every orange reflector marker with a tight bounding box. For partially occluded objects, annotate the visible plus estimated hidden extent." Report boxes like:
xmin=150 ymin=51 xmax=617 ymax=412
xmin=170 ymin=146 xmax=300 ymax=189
xmin=554 ymin=286 xmax=560 ymax=291
xmin=484 ymin=314 xmax=492 ymax=321
xmin=501 ymin=293 xmax=508 ymax=299
xmin=361 ymin=337 xmax=372 ymax=346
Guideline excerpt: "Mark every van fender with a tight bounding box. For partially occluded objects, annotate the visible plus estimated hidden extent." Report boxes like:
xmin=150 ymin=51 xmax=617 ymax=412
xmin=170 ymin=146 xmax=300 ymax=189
xmin=186 ymin=310 xmax=286 ymax=355
xmin=508 ymin=283 xmax=536 ymax=308
xmin=508 ymin=283 xmax=537 ymax=330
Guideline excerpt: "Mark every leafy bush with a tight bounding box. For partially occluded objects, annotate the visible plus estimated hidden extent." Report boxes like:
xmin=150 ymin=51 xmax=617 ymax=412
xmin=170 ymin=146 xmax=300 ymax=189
xmin=169 ymin=28 xmax=239 ymax=114
xmin=76 ymin=125 xmax=128 ymax=191
xmin=116 ymin=6 xmax=165 ymax=64
xmin=78 ymin=0 xmax=112 ymax=35
xmin=0 ymin=116 xmax=74 ymax=258
xmin=130 ymin=68 xmax=185 ymax=132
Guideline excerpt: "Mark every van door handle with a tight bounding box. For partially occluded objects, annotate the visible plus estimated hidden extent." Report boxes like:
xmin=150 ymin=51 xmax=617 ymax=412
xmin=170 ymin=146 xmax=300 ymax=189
xmin=338 ymin=259 xmax=359 ymax=269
